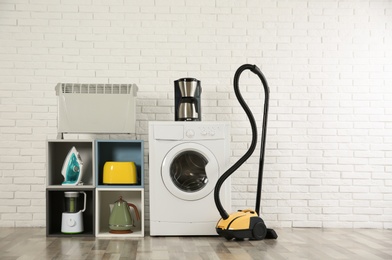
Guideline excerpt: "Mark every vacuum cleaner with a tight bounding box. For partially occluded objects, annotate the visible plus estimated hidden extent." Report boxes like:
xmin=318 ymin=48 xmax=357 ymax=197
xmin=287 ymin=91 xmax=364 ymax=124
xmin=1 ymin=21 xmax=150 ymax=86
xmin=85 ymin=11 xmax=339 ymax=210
xmin=214 ymin=64 xmax=278 ymax=240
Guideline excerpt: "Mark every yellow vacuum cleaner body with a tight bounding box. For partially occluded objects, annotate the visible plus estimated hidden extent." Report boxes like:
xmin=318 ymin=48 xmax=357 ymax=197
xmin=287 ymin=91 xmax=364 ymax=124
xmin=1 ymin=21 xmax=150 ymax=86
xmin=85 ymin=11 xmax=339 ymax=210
xmin=216 ymin=210 xmax=267 ymax=240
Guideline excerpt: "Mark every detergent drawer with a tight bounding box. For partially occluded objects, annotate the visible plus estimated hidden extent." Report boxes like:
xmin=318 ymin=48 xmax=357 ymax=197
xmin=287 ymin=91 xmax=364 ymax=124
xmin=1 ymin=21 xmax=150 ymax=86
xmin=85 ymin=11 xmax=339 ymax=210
xmin=56 ymin=83 xmax=138 ymax=134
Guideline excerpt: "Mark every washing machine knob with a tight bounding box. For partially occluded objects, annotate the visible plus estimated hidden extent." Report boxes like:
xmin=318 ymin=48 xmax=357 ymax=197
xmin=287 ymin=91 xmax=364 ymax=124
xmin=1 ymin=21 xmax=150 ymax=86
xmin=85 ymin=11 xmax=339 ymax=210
xmin=186 ymin=130 xmax=195 ymax=138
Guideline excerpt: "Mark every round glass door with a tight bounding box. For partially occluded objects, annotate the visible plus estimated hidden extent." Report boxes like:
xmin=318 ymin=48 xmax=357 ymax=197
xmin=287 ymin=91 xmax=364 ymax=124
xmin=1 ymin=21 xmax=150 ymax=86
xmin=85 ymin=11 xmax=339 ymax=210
xmin=170 ymin=151 xmax=208 ymax=192
xmin=161 ymin=143 xmax=219 ymax=201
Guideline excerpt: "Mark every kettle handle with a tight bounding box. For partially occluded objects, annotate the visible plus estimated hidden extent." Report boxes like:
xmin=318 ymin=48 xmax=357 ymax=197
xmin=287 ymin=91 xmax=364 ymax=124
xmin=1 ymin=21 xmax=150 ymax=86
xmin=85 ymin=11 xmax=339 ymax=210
xmin=128 ymin=203 xmax=140 ymax=221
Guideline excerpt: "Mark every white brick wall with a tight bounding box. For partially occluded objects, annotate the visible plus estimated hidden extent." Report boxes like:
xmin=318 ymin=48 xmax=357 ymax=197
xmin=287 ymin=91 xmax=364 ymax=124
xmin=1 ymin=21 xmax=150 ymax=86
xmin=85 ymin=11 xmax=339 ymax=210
xmin=0 ymin=0 xmax=391 ymax=229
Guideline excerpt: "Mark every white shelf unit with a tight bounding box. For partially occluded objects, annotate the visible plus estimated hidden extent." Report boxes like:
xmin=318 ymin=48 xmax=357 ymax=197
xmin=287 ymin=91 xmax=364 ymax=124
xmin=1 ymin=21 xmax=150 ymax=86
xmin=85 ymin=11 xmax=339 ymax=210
xmin=46 ymin=140 xmax=95 ymax=237
xmin=95 ymin=188 xmax=144 ymax=238
xmin=46 ymin=139 xmax=144 ymax=238
xmin=94 ymin=140 xmax=145 ymax=238
xmin=46 ymin=140 xmax=95 ymax=188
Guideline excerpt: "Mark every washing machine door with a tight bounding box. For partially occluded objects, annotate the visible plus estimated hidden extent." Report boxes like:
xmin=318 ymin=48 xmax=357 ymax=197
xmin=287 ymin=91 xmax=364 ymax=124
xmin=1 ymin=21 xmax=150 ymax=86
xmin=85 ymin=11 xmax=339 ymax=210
xmin=161 ymin=142 xmax=219 ymax=201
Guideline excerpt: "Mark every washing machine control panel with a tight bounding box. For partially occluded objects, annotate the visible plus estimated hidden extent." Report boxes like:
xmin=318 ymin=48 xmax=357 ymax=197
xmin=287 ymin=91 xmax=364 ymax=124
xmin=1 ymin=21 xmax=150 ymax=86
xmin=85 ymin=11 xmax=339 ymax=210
xmin=184 ymin=124 xmax=227 ymax=140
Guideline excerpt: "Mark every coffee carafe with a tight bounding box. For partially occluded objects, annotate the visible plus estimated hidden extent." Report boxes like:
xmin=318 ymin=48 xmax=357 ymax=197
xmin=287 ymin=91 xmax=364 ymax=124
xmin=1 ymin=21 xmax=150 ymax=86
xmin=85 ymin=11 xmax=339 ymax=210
xmin=174 ymin=78 xmax=201 ymax=121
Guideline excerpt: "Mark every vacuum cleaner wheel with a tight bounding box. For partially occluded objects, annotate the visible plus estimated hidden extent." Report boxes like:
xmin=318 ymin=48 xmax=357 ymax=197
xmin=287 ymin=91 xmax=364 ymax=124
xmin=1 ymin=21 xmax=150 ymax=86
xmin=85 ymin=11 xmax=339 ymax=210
xmin=252 ymin=219 xmax=267 ymax=240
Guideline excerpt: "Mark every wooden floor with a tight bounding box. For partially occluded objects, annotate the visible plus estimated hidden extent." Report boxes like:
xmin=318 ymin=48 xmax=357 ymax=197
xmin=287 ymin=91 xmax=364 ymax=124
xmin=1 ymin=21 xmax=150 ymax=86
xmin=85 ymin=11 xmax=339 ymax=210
xmin=0 ymin=228 xmax=391 ymax=259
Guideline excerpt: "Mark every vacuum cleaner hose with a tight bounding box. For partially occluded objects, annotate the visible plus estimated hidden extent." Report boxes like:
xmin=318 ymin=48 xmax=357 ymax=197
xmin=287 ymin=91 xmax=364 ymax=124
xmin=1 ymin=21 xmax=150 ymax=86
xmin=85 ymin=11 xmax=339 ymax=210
xmin=214 ymin=64 xmax=270 ymax=220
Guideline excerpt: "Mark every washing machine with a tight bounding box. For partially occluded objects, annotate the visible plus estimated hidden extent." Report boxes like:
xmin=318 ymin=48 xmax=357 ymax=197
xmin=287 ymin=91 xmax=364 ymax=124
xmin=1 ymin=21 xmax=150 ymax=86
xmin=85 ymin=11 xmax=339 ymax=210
xmin=149 ymin=121 xmax=231 ymax=236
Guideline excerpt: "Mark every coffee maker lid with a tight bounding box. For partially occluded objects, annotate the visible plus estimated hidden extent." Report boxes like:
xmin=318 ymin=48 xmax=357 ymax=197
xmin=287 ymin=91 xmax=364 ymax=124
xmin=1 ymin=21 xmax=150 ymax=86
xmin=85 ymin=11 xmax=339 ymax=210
xmin=175 ymin=77 xmax=200 ymax=83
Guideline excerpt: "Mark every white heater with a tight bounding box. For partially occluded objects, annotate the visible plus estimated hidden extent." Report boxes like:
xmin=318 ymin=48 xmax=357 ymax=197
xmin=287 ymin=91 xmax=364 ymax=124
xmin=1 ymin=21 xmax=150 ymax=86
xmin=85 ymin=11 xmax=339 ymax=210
xmin=55 ymin=83 xmax=138 ymax=135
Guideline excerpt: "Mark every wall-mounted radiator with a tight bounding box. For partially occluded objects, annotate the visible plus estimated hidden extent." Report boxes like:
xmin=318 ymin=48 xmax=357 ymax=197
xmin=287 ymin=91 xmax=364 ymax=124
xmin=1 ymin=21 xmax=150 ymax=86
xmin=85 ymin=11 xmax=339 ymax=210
xmin=55 ymin=83 xmax=138 ymax=134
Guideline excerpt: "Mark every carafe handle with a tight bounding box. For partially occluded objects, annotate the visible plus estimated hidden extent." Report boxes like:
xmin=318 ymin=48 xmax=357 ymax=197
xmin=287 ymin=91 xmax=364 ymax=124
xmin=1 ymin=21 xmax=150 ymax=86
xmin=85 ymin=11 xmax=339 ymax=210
xmin=80 ymin=191 xmax=86 ymax=213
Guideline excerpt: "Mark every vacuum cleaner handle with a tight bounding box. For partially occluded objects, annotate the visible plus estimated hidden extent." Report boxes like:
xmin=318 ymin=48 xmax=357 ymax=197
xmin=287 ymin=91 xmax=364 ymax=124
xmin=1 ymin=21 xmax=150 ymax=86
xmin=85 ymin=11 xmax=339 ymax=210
xmin=214 ymin=64 xmax=269 ymax=219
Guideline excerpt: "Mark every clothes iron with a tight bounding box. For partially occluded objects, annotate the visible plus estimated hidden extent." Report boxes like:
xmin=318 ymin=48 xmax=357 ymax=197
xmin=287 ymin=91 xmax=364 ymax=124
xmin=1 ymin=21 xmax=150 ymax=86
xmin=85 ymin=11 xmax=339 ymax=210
xmin=61 ymin=146 xmax=83 ymax=185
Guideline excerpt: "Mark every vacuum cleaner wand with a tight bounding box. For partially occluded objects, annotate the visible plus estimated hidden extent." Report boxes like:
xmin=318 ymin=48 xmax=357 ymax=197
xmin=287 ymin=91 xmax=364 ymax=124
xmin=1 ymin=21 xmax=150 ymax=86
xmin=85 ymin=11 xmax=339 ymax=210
xmin=214 ymin=64 xmax=277 ymax=240
xmin=252 ymin=66 xmax=270 ymax=216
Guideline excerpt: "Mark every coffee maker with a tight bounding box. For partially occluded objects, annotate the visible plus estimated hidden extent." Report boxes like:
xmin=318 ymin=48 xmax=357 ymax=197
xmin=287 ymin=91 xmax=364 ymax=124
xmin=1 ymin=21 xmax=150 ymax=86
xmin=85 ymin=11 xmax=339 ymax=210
xmin=174 ymin=78 xmax=202 ymax=121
